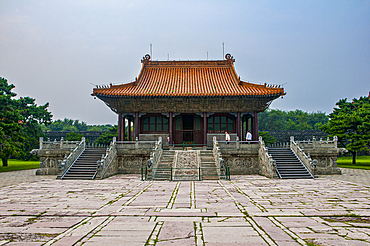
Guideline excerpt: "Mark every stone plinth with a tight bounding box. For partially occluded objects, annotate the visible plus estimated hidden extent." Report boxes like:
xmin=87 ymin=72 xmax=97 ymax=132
xmin=37 ymin=149 xmax=74 ymax=175
xmin=303 ymin=147 xmax=341 ymax=175
xmin=221 ymin=147 xmax=259 ymax=175
xmin=116 ymin=148 xmax=152 ymax=174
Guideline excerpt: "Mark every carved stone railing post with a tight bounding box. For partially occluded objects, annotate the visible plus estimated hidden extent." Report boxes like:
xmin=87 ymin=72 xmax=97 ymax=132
xmin=39 ymin=137 xmax=43 ymax=149
xmin=212 ymin=137 xmax=222 ymax=178
xmin=60 ymin=137 xmax=64 ymax=149
xmin=236 ymin=136 xmax=240 ymax=149
xmin=333 ymin=136 xmax=338 ymax=148
xmin=290 ymin=136 xmax=294 ymax=149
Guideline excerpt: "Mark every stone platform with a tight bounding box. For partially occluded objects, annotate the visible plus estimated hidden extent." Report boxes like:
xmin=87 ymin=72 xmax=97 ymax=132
xmin=0 ymin=169 xmax=370 ymax=245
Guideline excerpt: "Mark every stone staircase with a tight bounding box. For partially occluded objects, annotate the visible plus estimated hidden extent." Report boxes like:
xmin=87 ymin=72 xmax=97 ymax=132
xmin=268 ymin=148 xmax=313 ymax=179
xmin=60 ymin=148 xmax=106 ymax=180
xmin=151 ymin=149 xmax=220 ymax=181
xmin=153 ymin=150 xmax=175 ymax=180
xmin=200 ymin=150 xmax=218 ymax=180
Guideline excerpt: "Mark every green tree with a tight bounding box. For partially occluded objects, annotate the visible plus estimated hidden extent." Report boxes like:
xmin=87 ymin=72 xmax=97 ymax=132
xmin=65 ymin=132 xmax=84 ymax=141
xmin=19 ymin=96 xmax=52 ymax=160
xmin=258 ymin=109 xmax=286 ymax=130
xmin=95 ymin=125 xmax=118 ymax=146
xmin=0 ymin=78 xmax=52 ymax=166
xmin=0 ymin=79 xmax=24 ymax=166
xmin=258 ymin=131 xmax=277 ymax=146
xmin=87 ymin=124 xmax=112 ymax=131
xmin=46 ymin=118 xmax=111 ymax=132
xmin=258 ymin=109 xmax=328 ymax=131
xmin=321 ymin=96 xmax=370 ymax=164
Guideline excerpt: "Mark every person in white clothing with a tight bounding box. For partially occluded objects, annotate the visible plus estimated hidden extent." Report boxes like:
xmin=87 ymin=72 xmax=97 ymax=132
xmin=225 ymin=132 xmax=230 ymax=144
xmin=246 ymin=131 xmax=252 ymax=141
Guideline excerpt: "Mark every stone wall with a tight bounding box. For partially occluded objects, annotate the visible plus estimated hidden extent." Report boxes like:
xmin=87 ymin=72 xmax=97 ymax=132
xmin=301 ymin=147 xmax=341 ymax=175
xmin=221 ymin=148 xmax=259 ymax=175
xmin=296 ymin=140 xmax=341 ymax=175
xmin=116 ymin=148 xmax=152 ymax=174
xmin=37 ymin=149 xmax=73 ymax=175
xmin=267 ymin=130 xmax=327 ymax=144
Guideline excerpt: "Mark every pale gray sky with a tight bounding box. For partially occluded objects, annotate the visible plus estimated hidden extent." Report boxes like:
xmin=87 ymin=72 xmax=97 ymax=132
xmin=1 ymin=0 xmax=369 ymax=125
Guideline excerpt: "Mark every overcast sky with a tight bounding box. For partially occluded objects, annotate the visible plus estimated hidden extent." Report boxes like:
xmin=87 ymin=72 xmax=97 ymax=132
xmin=1 ymin=0 xmax=369 ymax=125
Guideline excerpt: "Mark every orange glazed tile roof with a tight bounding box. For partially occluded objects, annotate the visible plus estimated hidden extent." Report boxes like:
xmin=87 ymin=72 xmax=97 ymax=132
xmin=92 ymin=54 xmax=285 ymax=98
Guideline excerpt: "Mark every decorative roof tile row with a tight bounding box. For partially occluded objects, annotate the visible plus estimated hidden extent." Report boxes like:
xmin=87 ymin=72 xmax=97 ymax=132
xmin=92 ymin=55 xmax=285 ymax=98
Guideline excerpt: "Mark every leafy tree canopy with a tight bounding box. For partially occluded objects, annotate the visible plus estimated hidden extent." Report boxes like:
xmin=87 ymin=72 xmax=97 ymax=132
xmin=45 ymin=118 xmax=112 ymax=132
xmin=0 ymin=78 xmax=52 ymax=166
xmin=258 ymin=131 xmax=277 ymax=146
xmin=65 ymin=132 xmax=85 ymax=141
xmin=95 ymin=125 xmax=118 ymax=146
xmin=321 ymin=96 xmax=370 ymax=164
xmin=258 ymin=109 xmax=328 ymax=131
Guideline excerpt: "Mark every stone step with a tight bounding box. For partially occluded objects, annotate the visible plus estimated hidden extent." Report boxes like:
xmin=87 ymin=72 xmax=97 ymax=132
xmin=268 ymin=148 xmax=313 ymax=179
xmin=199 ymin=149 xmax=219 ymax=180
xmin=61 ymin=148 xmax=103 ymax=180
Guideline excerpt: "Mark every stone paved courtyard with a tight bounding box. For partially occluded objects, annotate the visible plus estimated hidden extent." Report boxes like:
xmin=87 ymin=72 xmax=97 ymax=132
xmin=0 ymin=170 xmax=370 ymax=245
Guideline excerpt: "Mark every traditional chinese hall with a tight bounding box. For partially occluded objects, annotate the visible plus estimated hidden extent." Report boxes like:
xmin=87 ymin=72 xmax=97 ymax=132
xmin=92 ymin=54 xmax=285 ymax=146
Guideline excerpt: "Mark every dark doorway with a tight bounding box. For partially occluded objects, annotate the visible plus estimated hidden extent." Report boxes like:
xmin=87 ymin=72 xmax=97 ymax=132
xmin=182 ymin=115 xmax=194 ymax=142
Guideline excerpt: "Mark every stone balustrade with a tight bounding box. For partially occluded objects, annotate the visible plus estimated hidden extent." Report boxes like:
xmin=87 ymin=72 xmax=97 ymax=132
xmin=296 ymin=136 xmax=338 ymax=149
xmin=148 ymin=137 xmax=163 ymax=179
xmin=294 ymin=136 xmax=341 ymax=175
xmin=58 ymin=138 xmax=86 ymax=179
xmin=258 ymin=137 xmax=278 ymax=178
xmin=39 ymin=137 xmax=81 ymax=150
xmin=212 ymin=137 xmax=223 ymax=177
xmin=95 ymin=137 xmax=118 ymax=179
xmin=290 ymin=136 xmax=316 ymax=176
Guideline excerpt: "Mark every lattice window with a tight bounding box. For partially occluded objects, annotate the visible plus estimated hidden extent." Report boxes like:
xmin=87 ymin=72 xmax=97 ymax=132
xmin=207 ymin=115 xmax=235 ymax=133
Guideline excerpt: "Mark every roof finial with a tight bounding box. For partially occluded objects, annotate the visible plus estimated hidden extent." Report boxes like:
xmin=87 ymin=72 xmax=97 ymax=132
xmin=225 ymin=53 xmax=235 ymax=63
xmin=141 ymin=54 xmax=151 ymax=63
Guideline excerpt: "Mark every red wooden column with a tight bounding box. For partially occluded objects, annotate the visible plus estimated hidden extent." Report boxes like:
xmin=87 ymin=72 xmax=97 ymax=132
xmin=117 ymin=113 xmax=122 ymax=141
xmin=128 ymin=117 xmax=131 ymax=141
xmin=135 ymin=112 xmax=139 ymax=140
xmin=252 ymin=112 xmax=259 ymax=141
xmin=122 ymin=115 xmax=126 ymax=141
xmin=169 ymin=112 xmax=173 ymax=145
xmin=241 ymin=115 xmax=245 ymax=141
xmin=237 ymin=112 xmax=241 ymax=140
xmin=203 ymin=112 xmax=207 ymax=146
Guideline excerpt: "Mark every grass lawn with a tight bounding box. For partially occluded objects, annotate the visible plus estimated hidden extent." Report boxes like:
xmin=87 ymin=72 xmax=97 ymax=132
xmin=337 ymin=156 xmax=370 ymax=170
xmin=0 ymin=160 xmax=39 ymax=172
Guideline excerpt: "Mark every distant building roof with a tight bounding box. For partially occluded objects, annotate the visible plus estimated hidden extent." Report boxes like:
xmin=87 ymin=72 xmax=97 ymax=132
xmin=92 ymin=54 xmax=285 ymax=98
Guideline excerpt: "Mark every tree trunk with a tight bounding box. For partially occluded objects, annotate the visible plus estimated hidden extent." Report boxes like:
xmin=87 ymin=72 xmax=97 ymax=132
xmin=352 ymin=152 xmax=356 ymax=165
xmin=1 ymin=158 xmax=8 ymax=167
